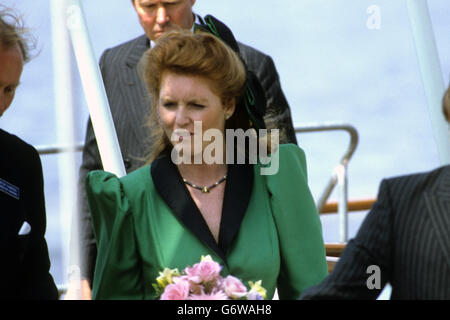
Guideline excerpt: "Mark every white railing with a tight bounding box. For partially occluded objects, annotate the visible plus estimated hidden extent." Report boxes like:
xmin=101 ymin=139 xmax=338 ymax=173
xmin=295 ymin=122 xmax=359 ymax=243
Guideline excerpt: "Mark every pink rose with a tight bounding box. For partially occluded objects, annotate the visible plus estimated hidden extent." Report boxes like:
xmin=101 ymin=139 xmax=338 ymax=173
xmin=160 ymin=279 xmax=190 ymax=300
xmin=185 ymin=258 xmax=222 ymax=284
xmin=222 ymin=275 xmax=247 ymax=299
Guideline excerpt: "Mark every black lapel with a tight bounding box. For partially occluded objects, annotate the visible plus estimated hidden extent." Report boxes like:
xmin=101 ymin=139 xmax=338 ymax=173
xmin=150 ymin=154 xmax=254 ymax=262
xmin=151 ymin=154 xmax=227 ymax=262
xmin=424 ymin=165 xmax=450 ymax=270
xmin=219 ymin=163 xmax=253 ymax=255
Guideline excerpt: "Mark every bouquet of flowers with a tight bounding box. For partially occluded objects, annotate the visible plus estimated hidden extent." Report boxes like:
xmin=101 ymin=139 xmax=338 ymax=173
xmin=153 ymin=255 xmax=267 ymax=300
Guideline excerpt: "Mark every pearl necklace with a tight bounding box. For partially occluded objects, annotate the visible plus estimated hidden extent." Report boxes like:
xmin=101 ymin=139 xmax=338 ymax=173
xmin=183 ymin=175 xmax=227 ymax=193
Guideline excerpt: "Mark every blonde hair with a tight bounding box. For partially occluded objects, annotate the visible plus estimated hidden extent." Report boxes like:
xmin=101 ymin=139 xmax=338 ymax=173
xmin=138 ymin=29 xmax=247 ymax=163
xmin=0 ymin=7 xmax=34 ymax=62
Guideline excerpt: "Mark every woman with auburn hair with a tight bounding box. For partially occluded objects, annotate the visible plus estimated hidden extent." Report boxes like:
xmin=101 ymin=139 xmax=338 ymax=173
xmin=85 ymin=17 xmax=327 ymax=300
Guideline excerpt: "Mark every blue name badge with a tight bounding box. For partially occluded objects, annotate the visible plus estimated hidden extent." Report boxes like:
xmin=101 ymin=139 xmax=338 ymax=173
xmin=0 ymin=177 xmax=20 ymax=200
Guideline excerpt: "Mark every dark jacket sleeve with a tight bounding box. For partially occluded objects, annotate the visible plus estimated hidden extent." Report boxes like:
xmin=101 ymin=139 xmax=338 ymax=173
xmin=300 ymin=179 xmax=394 ymax=299
xmin=18 ymin=145 xmax=58 ymax=299
xmin=238 ymin=43 xmax=297 ymax=145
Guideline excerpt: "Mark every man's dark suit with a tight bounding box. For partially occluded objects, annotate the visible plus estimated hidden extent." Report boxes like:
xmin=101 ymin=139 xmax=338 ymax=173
xmin=0 ymin=129 xmax=58 ymax=299
xmin=301 ymin=165 xmax=450 ymax=299
xmin=77 ymin=33 xmax=298 ymax=282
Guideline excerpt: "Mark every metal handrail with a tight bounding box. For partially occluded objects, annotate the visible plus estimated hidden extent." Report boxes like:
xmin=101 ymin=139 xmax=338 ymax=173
xmin=321 ymin=198 xmax=376 ymax=214
xmin=295 ymin=122 xmax=359 ymax=210
xmin=295 ymin=122 xmax=359 ymax=242
xmin=35 ymin=143 xmax=84 ymax=155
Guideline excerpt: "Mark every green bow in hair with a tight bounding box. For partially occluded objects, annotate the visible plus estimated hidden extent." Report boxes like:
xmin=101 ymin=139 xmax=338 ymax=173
xmin=194 ymin=15 xmax=267 ymax=131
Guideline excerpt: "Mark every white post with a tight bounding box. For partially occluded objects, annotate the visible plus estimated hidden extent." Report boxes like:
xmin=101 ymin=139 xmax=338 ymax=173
xmin=52 ymin=0 xmax=126 ymax=298
xmin=335 ymin=164 xmax=348 ymax=243
xmin=407 ymin=0 xmax=450 ymax=165
xmin=65 ymin=0 xmax=126 ymax=176
xmin=50 ymin=0 xmax=79 ymax=298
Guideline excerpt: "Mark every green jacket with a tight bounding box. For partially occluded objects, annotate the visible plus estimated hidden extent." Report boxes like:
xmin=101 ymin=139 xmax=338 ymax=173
xmin=86 ymin=144 xmax=327 ymax=299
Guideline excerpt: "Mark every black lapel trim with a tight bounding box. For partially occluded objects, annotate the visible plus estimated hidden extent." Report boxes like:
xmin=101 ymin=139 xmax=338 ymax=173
xmin=219 ymin=163 xmax=254 ymax=255
xmin=150 ymin=155 xmax=254 ymax=263
xmin=151 ymin=155 xmax=227 ymax=262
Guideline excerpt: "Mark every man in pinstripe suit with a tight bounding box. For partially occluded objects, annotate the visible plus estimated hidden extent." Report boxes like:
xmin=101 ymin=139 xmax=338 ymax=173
xmin=300 ymin=86 xmax=450 ymax=300
xmin=72 ymin=0 xmax=298 ymax=298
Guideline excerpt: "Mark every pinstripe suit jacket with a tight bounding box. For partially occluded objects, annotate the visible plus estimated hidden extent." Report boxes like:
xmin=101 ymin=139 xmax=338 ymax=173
xmin=77 ymin=34 xmax=297 ymax=281
xmin=301 ymin=165 xmax=450 ymax=299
